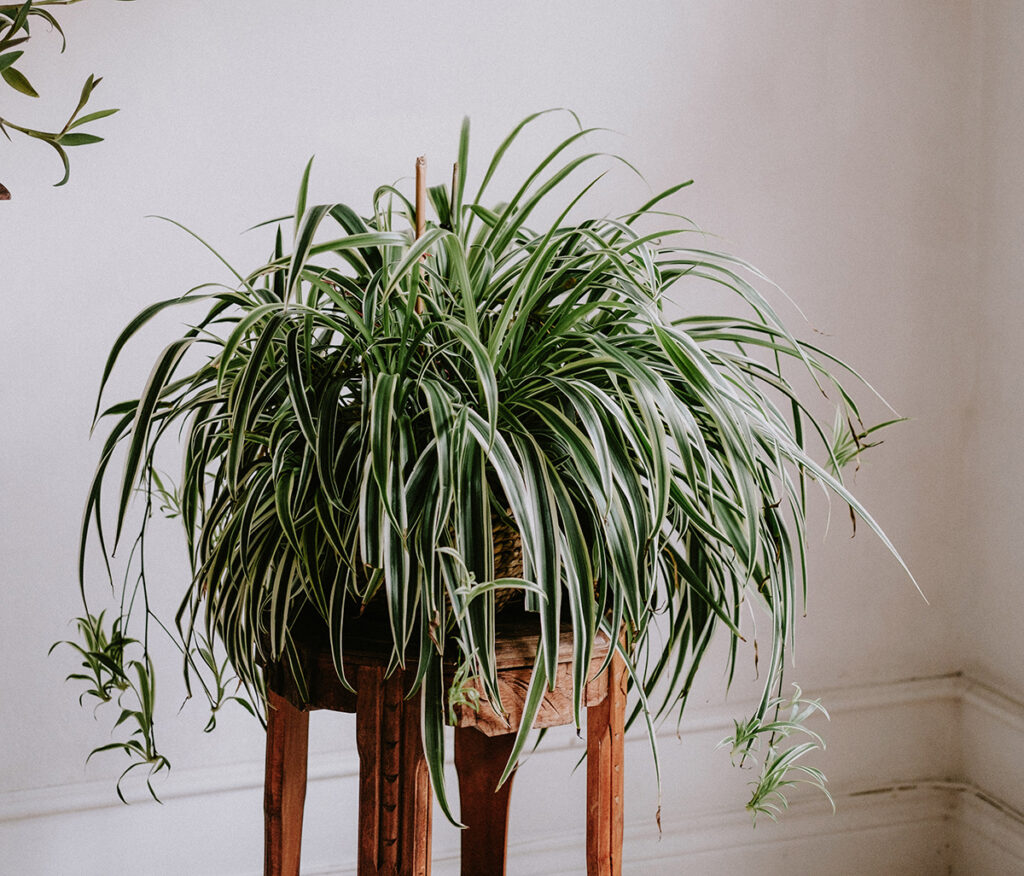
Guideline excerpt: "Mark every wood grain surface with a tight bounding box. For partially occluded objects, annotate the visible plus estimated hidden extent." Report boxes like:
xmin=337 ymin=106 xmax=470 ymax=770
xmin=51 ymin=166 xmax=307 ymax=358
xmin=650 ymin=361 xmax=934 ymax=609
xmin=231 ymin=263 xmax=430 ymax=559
xmin=263 ymin=691 xmax=309 ymax=876
xmin=454 ymin=727 xmax=518 ymax=876
xmin=586 ymin=649 xmax=626 ymax=875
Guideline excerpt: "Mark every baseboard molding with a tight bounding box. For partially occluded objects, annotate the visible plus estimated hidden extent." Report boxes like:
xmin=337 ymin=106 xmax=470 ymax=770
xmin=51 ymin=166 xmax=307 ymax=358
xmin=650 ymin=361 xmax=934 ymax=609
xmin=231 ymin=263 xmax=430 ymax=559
xmin=3 ymin=672 xmax=1023 ymax=873
xmin=0 ymin=748 xmax=361 ymax=824
xmin=5 ymin=672 xmax=961 ymax=825
xmin=303 ymin=783 xmax=1021 ymax=875
xmin=961 ymin=675 xmax=1024 ymax=736
xmin=957 ymin=782 xmax=1024 ymax=866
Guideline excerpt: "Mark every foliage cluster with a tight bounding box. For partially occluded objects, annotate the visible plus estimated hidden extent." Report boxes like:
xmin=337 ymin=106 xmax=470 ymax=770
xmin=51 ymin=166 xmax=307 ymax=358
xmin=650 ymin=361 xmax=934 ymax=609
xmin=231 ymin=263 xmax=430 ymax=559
xmin=0 ymin=0 xmax=130 ymax=190
xmin=65 ymin=112 xmax=908 ymax=819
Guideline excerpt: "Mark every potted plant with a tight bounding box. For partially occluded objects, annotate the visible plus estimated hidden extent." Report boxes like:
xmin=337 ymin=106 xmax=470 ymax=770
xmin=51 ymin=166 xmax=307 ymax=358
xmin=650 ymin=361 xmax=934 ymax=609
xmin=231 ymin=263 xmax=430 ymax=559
xmin=60 ymin=111 xmax=910 ymax=829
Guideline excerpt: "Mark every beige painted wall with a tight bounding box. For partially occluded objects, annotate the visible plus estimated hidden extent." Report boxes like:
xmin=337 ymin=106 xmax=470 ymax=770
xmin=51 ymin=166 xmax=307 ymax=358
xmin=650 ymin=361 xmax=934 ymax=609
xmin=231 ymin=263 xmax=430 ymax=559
xmin=1 ymin=1 xmax=1012 ymax=871
xmin=961 ymin=0 xmax=1024 ymax=705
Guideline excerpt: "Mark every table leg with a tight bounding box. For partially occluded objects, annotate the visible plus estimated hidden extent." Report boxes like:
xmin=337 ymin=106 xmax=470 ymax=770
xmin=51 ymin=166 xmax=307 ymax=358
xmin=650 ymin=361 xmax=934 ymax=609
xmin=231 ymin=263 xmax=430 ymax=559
xmin=454 ymin=726 xmax=518 ymax=876
xmin=264 ymin=690 xmax=310 ymax=876
xmin=586 ymin=651 xmax=626 ymax=876
xmin=356 ymin=665 xmax=432 ymax=875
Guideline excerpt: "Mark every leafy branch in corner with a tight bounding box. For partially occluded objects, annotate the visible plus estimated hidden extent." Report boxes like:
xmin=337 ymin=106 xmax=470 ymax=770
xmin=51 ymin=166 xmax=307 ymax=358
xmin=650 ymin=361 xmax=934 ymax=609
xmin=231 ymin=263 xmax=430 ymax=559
xmin=718 ymin=682 xmax=834 ymax=824
xmin=0 ymin=0 xmax=132 ymax=191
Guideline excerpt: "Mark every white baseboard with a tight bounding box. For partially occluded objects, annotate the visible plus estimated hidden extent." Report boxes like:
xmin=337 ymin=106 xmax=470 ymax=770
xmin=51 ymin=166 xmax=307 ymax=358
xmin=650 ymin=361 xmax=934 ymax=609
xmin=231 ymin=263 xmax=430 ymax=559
xmin=955 ymin=782 xmax=1024 ymax=867
xmin=3 ymin=672 xmax=1022 ymax=874
xmin=0 ymin=748 xmax=361 ymax=824
xmin=304 ymin=783 xmax=1016 ymax=876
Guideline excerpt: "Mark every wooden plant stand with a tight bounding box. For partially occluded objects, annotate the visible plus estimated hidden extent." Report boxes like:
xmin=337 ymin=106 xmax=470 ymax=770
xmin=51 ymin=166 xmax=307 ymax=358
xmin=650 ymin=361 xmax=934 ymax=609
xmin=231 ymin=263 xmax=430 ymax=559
xmin=263 ymin=620 xmax=626 ymax=875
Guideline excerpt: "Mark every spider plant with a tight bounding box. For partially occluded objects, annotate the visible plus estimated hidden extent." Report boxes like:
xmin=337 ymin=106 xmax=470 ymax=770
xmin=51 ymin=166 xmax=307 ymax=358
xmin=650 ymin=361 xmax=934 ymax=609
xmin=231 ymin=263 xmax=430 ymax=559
xmin=64 ymin=111 xmax=909 ymax=821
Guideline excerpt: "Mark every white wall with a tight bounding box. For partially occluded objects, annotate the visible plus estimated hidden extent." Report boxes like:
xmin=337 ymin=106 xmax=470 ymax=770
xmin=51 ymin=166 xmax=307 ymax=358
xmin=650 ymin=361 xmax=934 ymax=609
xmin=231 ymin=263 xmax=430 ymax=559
xmin=963 ymin=0 xmax=1024 ymax=707
xmin=1 ymin=1 xmax=1017 ymax=873
xmin=951 ymin=7 xmax=1024 ymax=860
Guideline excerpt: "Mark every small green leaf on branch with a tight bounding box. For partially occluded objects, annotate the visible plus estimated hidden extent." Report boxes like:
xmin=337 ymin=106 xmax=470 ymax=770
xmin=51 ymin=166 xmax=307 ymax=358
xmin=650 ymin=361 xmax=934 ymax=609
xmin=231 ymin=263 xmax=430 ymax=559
xmin=1 ymin=64 xmax=37 ymax=97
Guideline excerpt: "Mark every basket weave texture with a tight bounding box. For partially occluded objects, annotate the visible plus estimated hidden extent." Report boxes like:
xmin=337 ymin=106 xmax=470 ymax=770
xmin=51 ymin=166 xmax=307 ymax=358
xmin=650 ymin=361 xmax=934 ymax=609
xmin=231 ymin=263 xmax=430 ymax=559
xmin=491 ymin=521 xmax=523 ymax=610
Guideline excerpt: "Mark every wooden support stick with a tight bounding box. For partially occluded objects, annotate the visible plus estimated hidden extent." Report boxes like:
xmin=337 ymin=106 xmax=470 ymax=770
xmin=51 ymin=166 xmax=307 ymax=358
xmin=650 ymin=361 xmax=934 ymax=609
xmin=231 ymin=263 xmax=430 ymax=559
xmin=415 ymin=155 xmax=426 ymax=239
xmin=450 ymin=162 xmax=459 ymax=220
xmin=415 ymin=155 xmax=426 ymax=314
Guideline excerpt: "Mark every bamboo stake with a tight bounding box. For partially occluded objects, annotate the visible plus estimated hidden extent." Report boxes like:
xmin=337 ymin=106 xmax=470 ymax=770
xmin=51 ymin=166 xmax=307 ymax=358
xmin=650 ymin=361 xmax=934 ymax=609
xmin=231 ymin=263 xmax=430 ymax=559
xmin=450 ymin=162 xmax=458 ymax=221
xmin=415 ymin=155 xmax=426 ymax=314
xmin=415 ymin=155 xmax=426 ymax=239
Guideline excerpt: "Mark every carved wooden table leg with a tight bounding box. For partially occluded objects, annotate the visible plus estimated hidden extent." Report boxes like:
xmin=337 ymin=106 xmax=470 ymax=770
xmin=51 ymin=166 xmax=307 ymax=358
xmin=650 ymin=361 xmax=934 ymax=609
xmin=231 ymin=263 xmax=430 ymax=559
xmin=356 ymin=665 xmax=432 ymax=876
xmin=264 ymin=690 xmax=310 ymax=876
xmin=586 ymin=651 xmax=626 ymax=876
xmin=454 ymin=726 xmax=518 ymax=876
